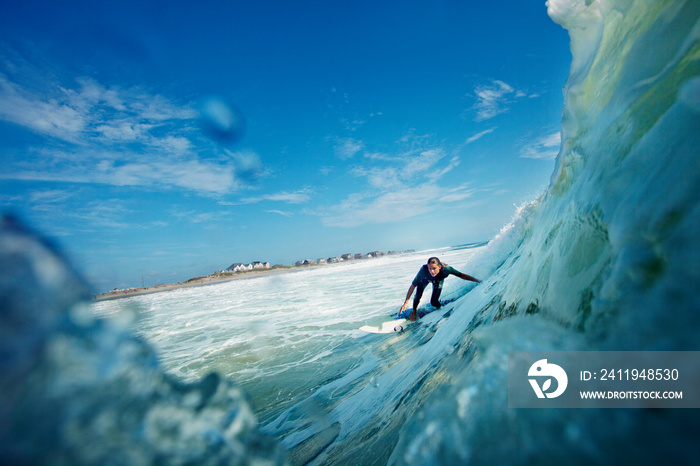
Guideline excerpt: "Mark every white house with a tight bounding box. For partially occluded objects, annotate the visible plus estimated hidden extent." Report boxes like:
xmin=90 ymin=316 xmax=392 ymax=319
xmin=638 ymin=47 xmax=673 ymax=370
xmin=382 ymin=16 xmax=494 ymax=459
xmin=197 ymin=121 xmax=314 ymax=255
xmin=226 ymin=263 xmax=249 ymax=272
xmin=226 ymin=261 xmax=270 ymax=272
xmin=295 ymin=259 xmax=316 ymax=267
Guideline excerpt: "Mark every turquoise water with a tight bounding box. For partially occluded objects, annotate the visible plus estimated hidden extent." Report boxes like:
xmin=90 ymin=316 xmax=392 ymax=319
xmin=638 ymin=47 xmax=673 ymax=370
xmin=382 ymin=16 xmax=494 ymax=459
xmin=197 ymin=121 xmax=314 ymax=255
xmin=92 ymin=246 xmax=484 ymax=435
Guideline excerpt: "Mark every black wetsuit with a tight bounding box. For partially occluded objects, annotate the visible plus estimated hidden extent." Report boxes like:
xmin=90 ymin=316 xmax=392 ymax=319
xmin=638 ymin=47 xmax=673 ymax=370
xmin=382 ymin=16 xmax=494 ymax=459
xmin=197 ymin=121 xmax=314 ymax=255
xmin=411 ymin=264 xmax=460 ymax=310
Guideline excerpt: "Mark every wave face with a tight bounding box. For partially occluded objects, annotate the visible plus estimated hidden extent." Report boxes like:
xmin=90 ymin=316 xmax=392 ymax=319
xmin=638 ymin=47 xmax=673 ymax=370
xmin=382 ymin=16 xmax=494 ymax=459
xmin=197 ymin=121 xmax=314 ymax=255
xmin=391 ymin=0 xmax=700 ymax=463
xmin=2 ymin=1 xmax=699 ymax=465
xmin=471 ymin=0 xmax=700 ymax=346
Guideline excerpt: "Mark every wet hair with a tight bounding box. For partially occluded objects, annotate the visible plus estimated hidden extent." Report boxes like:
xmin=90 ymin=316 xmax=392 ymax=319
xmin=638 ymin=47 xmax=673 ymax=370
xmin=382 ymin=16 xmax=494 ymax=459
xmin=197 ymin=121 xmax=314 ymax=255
xmin=427 ymin=257 xmax=444 ymax=267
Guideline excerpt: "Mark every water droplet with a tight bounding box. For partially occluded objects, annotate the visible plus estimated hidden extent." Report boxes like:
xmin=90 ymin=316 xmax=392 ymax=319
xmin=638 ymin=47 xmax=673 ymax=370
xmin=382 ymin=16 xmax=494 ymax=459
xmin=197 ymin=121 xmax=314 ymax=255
xmin=199 ymin=97 xmax=246 ymax=144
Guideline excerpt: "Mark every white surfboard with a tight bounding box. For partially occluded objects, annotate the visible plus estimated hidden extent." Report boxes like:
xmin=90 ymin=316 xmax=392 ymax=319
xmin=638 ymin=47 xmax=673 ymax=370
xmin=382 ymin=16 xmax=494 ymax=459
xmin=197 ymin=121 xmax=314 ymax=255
xmin=359 ymin=318 xmax=412 ymax=334
xmin=359 ymin=300 xmax=459 ymax=334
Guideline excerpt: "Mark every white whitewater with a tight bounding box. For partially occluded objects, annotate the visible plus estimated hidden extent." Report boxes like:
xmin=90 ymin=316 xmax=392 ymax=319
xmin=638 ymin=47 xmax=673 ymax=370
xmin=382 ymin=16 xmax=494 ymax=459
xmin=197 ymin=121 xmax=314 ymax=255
xmin=92 ymin=246 xmax=484 ymax=439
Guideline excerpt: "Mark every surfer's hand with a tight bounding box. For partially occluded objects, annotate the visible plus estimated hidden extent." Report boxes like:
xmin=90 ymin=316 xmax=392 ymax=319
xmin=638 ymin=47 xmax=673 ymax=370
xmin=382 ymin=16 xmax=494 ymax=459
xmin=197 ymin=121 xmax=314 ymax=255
xmin=399 ymin=302 xmax=408 ymax=314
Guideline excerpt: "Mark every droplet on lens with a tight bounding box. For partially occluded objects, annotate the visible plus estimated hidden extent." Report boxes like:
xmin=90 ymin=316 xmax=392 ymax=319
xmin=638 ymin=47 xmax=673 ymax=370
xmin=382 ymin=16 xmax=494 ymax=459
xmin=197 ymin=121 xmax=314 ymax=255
xmin=199 ymin=97 xmax=246 ymax=144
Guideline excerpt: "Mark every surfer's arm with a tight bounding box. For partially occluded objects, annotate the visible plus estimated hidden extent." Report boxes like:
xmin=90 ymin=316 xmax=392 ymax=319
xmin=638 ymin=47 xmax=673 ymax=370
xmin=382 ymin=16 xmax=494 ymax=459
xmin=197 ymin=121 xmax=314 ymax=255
xmin=399 ymin=284 xmax=416 ymax=313
xmin=445 ymin=265 xmax=480 ymax=283
xmin=454 ymin=267 xmax=481 ymax=283
xmin=457 ymin=271 xmax=480 ymax=283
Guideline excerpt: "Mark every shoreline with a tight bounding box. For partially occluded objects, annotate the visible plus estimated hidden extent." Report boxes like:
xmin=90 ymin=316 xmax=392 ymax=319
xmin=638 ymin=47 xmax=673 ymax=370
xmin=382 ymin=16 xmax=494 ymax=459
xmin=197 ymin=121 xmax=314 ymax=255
xmin=93 ymin=244 xmax=486 ymax=302
xmin=93 ymin=259 xmax=375 ymax=301
xmin=94 ymin=266 xmax=303 ymax=301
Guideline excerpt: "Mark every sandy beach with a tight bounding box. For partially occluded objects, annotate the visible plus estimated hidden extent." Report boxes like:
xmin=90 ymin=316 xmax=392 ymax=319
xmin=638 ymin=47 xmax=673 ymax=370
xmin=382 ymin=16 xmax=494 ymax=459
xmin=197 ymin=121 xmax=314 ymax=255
xmin=94 ymin=266 xmax=301 ymax=301
xmin=93 ymin=260 xmax=374 ymax=301
xmin=94 ymin=250 xmax=418 ymax=302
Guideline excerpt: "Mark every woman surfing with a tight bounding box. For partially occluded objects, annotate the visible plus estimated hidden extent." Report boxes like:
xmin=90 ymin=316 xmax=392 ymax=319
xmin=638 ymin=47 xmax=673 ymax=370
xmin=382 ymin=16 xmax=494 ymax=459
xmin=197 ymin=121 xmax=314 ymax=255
xmin=399 ymin=257 xmax=480 ymax=321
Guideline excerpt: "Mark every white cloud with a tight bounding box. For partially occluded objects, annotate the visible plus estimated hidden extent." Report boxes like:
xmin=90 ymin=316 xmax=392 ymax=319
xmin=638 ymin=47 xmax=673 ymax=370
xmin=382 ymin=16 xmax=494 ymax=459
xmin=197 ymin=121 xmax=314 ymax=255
xmin=149 ymin=160 xmax=236 ymax=193
xmin=323 ymin=184 xmax=437 ymax=227
xmin=473 ymin=80 xmax=514 ymax=121
xmin=318 ymin=141 xmax=473 ymax=228
xmin=321 ymin=181 xmax=475 ymax=228
xmin=334 ymin=137 xmax=364 ymax=159
xmin=28 ymin=189 xmax=76 ymax=205
xmin=67 ymin=199 xmax=136 ymax=229
xmin=472 ymin=80 xmax=534 ymax=122
xmin=154 ymin=136 xmax=192 ymax=155
xmin=348 ymin=147 xmax=452 ymax=192
xmin=95 ymin=120 xmax=154 ymax=142
xmin=431 ymin=156 xmax=460 ymax=180
xmin=342 ymin=118 xmax=366 ymax=132
xmin=400 ymin=148 xmax=445 ymax=178
xmin=0 ymin=75 xmax=86 ymax=142
xmin=74 ymin=77 xmax=127 ymax=111
xmin=241 ymin=188 xmax=313 ymax=205
xmin=441 ymin=183 xmax=476 ymax=202
xmin=267 ymin=210 xmax=294 ymax=217
xmin=520 ymin=131 xmax=561 ymax=159
xmin=2 ymin=152 xmax=238 ymax=194
xmin=170 ymin=209 xmax=233 ymax=224
xmin=351 ymin=166 xmax=401 ymax=190
xmin=466 ymin=128 xmax=496 ymax=144
xmin=0 ymin=71 xmax=250 ymax=196
xmin=0 ymin=74 xmax=196 ymax=144
xmin=188 ymin=211 xmax=233 ymax=224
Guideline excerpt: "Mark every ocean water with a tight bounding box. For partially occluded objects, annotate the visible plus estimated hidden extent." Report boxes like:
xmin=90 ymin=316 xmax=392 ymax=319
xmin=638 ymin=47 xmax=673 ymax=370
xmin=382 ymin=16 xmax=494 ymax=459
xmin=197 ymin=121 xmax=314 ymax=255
xmin=92 ymin=246 xmax=486 ymax=455
xmin=3 ymin=0 xmax=699 ymax=464
xmin=95 ymin=0 xmax=700 ymax=462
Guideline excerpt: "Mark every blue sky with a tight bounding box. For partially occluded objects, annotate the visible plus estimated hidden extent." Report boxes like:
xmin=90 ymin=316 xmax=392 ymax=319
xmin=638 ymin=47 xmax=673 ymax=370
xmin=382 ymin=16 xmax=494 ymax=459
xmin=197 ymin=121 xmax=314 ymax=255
xmin=0 ymin=0 xmax=571 ymax=291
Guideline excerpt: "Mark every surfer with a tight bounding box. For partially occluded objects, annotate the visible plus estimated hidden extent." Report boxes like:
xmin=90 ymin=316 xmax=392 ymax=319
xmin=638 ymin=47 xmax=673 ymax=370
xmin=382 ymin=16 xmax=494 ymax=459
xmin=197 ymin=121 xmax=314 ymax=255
xmin=399 ymin=257 xmax=480 ymax=321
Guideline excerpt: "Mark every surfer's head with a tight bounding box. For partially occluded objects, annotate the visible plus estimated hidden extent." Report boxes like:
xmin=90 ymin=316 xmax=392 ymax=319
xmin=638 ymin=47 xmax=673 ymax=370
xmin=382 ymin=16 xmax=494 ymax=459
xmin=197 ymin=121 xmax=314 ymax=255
xmin=427 ymin=257 xmax=443 ymax=277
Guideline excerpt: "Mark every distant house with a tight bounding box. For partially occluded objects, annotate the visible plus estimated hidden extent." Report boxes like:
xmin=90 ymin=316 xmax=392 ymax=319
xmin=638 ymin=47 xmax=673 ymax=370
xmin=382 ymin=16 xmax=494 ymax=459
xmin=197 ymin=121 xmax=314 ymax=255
xmin=317 ymin=258 xmax=327 ymax=264
xmin=295 ymin=259 xmax=316 ymax=267
xmin=226 ymin=263 xmax=250 ymax=273
xmin=327 ymin=257 xmax=343 ymax=263
xmin=354 ymin=253 xmax=364 ymax=260
xmin=341 ymin=254 xmax=352 ymax=261
xmin=367 ymin=251 xmax=384 ymax=258
xmin=227 ymin=261 xmax=269 ymax=272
